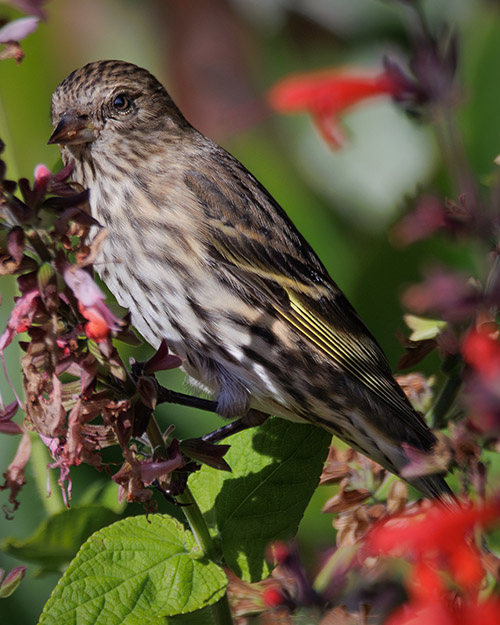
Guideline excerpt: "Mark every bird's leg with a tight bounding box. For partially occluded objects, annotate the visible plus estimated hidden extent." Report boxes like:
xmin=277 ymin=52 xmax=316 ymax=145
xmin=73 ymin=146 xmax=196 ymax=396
xmin=201 ymin=409 xmax=270 ymax=443
xmin=130 ymin=359 xmax=217 ymax=412
xmin=134 ymin=360 xmax=271 ymax=442
xmin=156 ymin=385 xmax=219 ymax=413
xmin=156 ymin=382 xmax=270 ymax=442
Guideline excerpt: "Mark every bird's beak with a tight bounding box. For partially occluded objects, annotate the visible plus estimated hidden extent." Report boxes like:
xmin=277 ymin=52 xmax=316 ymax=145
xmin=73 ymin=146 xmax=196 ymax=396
xmin=47 ymin=114 xmax=97 ymax=145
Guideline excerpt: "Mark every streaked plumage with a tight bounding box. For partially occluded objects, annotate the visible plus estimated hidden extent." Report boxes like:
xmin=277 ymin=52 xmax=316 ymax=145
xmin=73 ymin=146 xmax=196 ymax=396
xmin=49 ymin=60 xmax=451 ymax=498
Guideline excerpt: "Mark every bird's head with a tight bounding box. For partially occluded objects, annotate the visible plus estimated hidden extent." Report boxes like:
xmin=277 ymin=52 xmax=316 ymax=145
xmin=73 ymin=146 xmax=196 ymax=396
xmin=48 ymin=60 xmax=188 ymax=152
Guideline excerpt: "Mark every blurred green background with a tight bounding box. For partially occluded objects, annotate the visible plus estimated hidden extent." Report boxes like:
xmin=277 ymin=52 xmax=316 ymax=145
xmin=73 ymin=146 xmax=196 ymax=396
xmin=1 ymin=0 xmax=500 ymax=621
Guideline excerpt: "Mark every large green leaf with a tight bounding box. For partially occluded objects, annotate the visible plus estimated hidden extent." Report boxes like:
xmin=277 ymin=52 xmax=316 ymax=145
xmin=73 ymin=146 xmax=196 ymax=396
xmin=1 ymin=505 xmax=122 ymax=573
xmin=190 ymin=418 xmax=331 ymax=582
xmin=38 ymin=515 xmax=227 ymax=625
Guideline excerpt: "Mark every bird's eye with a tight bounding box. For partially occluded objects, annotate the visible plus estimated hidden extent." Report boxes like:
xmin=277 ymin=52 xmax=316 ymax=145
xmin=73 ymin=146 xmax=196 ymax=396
xmin=112 ymin=93 xmax=131 ymax=112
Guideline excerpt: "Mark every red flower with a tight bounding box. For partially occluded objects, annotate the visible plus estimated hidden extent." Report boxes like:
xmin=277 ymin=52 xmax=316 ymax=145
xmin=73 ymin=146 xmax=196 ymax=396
xmin=462 ymin=329 xmax=500 ymax=380
xmin=387 ymin=595 xmax=500 ymax=625
xmin=369 ymin=498 xmax=500 ymax=588
xmin=77 ymin=302 xmax=113 ymax=342
xmin=268 ymin=69 xmax=401 ymax=148
xmin=368 ymin=499 xmax=500 ymax=625
xmin=63 ymin=265 xmax=121 ymax=342
xmin=262 ymin=587 xmax=288 ymax=609
xmin=461 ymin=328 xmax=500 ymax=434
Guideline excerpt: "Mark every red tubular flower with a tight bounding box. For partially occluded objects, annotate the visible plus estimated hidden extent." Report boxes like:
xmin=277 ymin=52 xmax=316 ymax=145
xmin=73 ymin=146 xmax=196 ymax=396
xmin=369 ymin=498 xmax=500 ymax=588
xmin=268 ymin=69 xmax=402 ymax=148
xmin=63 ymin=265 xmax=121 ymax=342
xmin=262 ymin=587 xmax=288 ymax=609
xmin=462 ymin=329 xmax=500 ymax=380
xmin=386 ymin=595 xmax=500 ymax=625
xmin=369 ymin=499 xmax=500 ymax=625
xmin=77 ymin=302 xmax=113 ymax=342
xmin=461 ymin=328 xmax=500 ymax=434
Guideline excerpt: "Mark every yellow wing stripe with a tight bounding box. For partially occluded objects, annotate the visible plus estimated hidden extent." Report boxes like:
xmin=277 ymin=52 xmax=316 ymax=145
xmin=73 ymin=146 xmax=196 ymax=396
xmin=288 ymin=295 xmax=374 ymax=368
xmin=289 ymin=296 xmax=370 ymax=362
xmin=211 ymin=238 xmax=330 ymax=298
xmin=281 ymin=293 xmax=409 ymax=416
xmin=211 ymin=235 xmax=412 ymax=418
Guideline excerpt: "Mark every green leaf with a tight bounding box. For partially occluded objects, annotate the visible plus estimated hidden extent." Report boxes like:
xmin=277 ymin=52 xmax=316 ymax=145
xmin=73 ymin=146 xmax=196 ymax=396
xmin=78 ymin=480 xmax=126 ymax=514
xmin=190 ymin=418 xmax=331 ymax=582
xmin=38 ymin=514 xmax=227 ymax=625
xmin=1 ymin=505 xmax=122 ymax=572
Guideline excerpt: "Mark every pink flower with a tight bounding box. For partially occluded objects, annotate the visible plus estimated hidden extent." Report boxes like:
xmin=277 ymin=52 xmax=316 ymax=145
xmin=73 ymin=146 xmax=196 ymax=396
xmin=401 ymin=269 xmax=480 ymax=322
xmin=63 ymin=265 xmax=121 ymax=342
xmin=269 ymin=69 xmax=402 ymax=148
xmin=33 ymin=163 xmax=52 ymax=193
xmin=0 ymin=17 xmax=39 ymax=43
xmin=391 ymin=196 xmax=448 ymax=246
xmin=0 ymin=566 xmax=26 ymax=598
xmin=140 ymin=455 xmax=184 ymax=485
xmin=0 ymin=288 xmax=39 ymax=353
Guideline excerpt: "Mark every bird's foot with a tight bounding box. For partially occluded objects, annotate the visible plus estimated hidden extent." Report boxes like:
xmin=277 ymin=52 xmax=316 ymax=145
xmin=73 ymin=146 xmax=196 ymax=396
xmin=201 ymin=409 xmax=270 ymax=443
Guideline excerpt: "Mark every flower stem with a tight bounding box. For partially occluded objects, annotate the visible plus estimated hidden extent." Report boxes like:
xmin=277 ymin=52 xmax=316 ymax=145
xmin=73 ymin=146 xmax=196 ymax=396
xmin=175 ymin=487 xmax=220 ymax=561
xmin=145 ymin=414 xmax=234 ymax=624
xmin=427 ymin=371 xmax=463 ymax=429
xmin=176 ymin=485 xmax=233 ymax=624
xmin=313 ymin=544 xmax=359 ymax=595
xmin=146 ymin=416 xmax=219 ymax=557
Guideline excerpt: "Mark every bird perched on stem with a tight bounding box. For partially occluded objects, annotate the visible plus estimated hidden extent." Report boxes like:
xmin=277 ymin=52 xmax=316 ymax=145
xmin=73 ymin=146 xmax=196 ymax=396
xmin=48 ymin=60 xmax=451 ymax=499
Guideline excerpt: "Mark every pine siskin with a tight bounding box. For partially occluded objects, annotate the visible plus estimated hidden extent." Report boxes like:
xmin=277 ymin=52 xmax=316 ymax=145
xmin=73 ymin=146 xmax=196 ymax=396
xmin=48 ymin=60 xmax=451 ymax=499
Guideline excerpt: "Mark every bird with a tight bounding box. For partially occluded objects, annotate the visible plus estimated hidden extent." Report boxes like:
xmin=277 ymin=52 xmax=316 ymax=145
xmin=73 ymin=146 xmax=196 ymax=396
xmin=48 ymin=60 xmax=451 ymax=499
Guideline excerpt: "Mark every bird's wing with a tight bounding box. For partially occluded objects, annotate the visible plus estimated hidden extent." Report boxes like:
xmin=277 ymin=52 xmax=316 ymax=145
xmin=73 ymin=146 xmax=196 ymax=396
xmin=184 ymin=163 xmax=429 ymax=436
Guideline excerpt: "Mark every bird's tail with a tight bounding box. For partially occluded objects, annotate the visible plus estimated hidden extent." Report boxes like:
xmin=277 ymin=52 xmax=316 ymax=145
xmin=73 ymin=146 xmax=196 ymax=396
xmin=408 ymin=473 xmax=456 ymax=507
